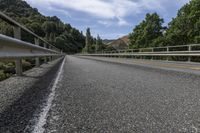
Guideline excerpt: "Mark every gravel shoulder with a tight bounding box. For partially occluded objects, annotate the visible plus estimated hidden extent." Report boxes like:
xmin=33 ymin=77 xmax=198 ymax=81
xmin=0 ymin=57 xmax=64 ymax=132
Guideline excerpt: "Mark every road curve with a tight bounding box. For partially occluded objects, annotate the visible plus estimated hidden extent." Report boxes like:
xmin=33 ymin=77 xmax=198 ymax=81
xmin=41 ymin=56 xmax=200 ymax=133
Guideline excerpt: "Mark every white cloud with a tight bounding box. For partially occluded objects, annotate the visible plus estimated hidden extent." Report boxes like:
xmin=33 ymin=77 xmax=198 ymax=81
xmin=25 ymin=0 xmax=190 ymax=26
xmin=117 ymin=17 xmax=130 ymax=26
xmin=97 ymin=20 xmax=112 ymax=27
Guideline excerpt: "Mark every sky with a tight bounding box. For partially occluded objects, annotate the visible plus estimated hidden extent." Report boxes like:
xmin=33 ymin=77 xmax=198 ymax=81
xmin=24 ymin=0 xmax=190 ymax=39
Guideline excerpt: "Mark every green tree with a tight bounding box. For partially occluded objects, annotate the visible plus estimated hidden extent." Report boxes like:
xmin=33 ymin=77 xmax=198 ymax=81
xmin=129 ymin=13 xmax=166 ymax=48
xmin=85 ymin=28 xmax=92 ymax=53
xmin=165 ymin=0 xmax=200 ymax=45
xmin=42 ymin=21 xmax=56 ymax=40
xmin=0 ymin=0 xmax=86 ymax=53
xmin=95 ymin=34 xmax=103 ymax=53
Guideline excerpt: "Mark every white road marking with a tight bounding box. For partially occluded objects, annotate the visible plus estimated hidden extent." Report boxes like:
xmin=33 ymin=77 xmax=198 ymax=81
xmin=32 ymin=56 xmax=66 ymax=133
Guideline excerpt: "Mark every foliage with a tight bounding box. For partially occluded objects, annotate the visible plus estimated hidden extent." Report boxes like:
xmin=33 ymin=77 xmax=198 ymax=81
xmin=165 ymin=0 xmax=200 ymax=45
xmin=83 ymin=29 xmax=104 ymax=53
xmin=95 ymin=34 xmax=103 ymax=53
xmin=129 ymin=0 xmax=200 ymax=48
xmin=0 ymin=60 xmax=35 ymax=81
xmin=0 ymin=0 xmax=85 ymax=53
xmin=85 ymin=28 xmax=92 ymax=53
xmin=129 ymin=13 xmax=166 ymax=49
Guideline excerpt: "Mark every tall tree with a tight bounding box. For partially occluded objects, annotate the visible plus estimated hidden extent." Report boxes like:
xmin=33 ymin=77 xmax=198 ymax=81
xmin=165 ymin=0 xmax=200 ymax=45
xmin=95 ymin=34 xmax=103 ymax=53
xmin=129 ymin=13 xmax=166 ymax=48
xmin=85 ymin=28 xmax=92 ymax=53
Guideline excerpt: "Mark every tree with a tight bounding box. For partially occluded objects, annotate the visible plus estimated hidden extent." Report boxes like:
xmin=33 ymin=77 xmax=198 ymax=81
xmin=28 ymin=22 xmax=45 ymax=37
xmin=42 ymin=21 xmax=56 ymax=40
xmin=85 ymin=28 xmax=92 ymax=53
xmin=165 ymin=0 xmax=200 ymax=46
xmin=0 ymin=0 xmax=86 ymax=53
xmin=95 ymin=34 xmax=103 ymax=53
xmin=129 ymin=13 xmax=166 ymax=48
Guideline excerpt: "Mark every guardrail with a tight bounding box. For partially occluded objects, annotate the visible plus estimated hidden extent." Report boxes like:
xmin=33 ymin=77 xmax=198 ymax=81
xmin=80 ymin=44 xmax=200 ymax=63
xmin=0 ymin=11 xmax=64 ymax=75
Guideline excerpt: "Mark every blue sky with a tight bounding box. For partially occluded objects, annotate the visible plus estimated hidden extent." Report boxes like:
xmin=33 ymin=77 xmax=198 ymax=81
xmin=25 ymin=0 xmax=190 ymax=39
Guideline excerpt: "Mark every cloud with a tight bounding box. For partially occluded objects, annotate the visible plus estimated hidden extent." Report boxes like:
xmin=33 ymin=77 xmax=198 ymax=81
xmin=97 ymin=20 xmax=112 ymax=27
xmin=97 ymin=18 xmax=130 ymax=27
xmin=25 ymin=0 xmax=189 ymax=26
xmin=117 ymin=17 xmax=130 ymax=26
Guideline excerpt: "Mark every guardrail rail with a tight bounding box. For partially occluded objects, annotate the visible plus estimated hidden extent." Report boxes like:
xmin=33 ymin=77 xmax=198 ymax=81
xmin=80 ymin=44 xmax=200 ymax=63
xmin=0 ymin=11 xmax=64 ymax=75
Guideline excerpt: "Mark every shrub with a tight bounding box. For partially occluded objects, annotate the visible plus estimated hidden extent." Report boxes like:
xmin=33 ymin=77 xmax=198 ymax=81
xmin=22 ymin=60 xmax=32 ymax=71
xmin=0 ymin=71 xmax=6 ymax=81
xmin=3 ymin=62 xmax=15 ymax=74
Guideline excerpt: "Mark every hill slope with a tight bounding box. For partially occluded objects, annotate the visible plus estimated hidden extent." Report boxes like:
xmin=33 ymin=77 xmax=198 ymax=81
xmin=0 ymin=0 xmax=85 ymax=53
xmin=106 ymin=35 xmax=129 ymax=50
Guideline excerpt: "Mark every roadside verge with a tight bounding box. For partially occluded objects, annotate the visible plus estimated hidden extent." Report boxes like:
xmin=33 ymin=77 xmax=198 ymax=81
xmin=0 ymin=56 xmax=64 ymax=132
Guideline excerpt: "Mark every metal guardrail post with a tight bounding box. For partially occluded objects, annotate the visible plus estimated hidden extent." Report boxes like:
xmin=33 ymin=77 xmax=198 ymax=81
xmin=151 ymin=48 xmax=154 ymax=60
xmin=34 ymin=38 xmax=40 ymax=67
xmin=15 ymin=59 xmax=22 ymax=76
xmin=14 ymin=26 xmax=23 ymax=76
xmin=188 ymin=45 xmax=191 ymax=62
xmin=44 ymin=43 xmax=47 ymax=63
xmin=166 ymin=47 xmax=169 ymax=61
xmin=49 ymin=46 xmax=52 ymax=61
xmin=139 ymin=49 xmax=143 ymax=59
xmin=132 ymin=50 xmax=134 ymax=59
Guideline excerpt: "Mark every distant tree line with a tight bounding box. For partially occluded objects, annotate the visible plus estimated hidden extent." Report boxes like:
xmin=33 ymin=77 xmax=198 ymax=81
xmin=0 ymin=0 xmax=87 ymax=81
xmin=82 ymin=28 xmax=104 ymax=53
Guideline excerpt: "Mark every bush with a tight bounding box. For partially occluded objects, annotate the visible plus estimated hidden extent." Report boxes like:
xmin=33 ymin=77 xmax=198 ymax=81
xmin=3 ymin=62 xmax=15 ymax=74
xmin=0 ymin=60 xmax=33 ymax=81
xmin=22 ymin=60 xmax=32 ymax=71
xmin=0 ymin=62 xmax=4 ymax=69
xmin=0 ymin=70 xmax=12 ymax=81
xmin=0 ymin=71 xmax=6 ymax=81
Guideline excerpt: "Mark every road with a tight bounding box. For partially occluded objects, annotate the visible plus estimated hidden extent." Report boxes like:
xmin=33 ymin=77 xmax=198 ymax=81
xmin=1 ymin=56 xmax=200 ymax=133
xmin=44 ymin=56 xmax=200 ymax=133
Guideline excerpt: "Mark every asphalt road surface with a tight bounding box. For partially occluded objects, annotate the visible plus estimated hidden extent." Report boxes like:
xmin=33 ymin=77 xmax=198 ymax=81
xmin=43 ymin=56 xmax=200 ymax=133
xmin=1 ymin=56 xmax=200 ymax=133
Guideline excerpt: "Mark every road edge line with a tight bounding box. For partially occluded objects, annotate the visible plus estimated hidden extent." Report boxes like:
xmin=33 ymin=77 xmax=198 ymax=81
xmin=31 ymin=56 xmax=66 ymax=133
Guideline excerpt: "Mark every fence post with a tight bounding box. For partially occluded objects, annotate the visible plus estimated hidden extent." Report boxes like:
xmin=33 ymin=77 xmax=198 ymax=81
xmin=166 ymin=47 xmax=169 ymax=61
xmin=188 ymin=45 xmax=191 ymax=62
xmin=140 ymin=49 xmax=143 ymax=60
xmin=151 ymin=48 xmax=154 ymax=60
xmin=14 ymin=26 xmax=23 ymax=76
xmin=34 ymin=38 xmax=40 ymax=67
xmin=44 ymin=43 xmax=47 ymax=63
xmin=132 ymin=50 xmax=134 ymax=59
xmin=49 ymin=46 xmax=52 ymax=61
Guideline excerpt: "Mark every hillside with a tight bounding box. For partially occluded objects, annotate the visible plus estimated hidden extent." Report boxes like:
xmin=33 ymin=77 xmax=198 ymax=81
xmin=0 ymin=0 xmax=86 ymax=81
xmin=106 ymin=35 xmax=129 ymax=50
xmin=102 ymin=39 xmax=116 ymax=45
xmin=0 ymin=0 xmax=85 ymax=53
xmin=120 ymin=35 xmax=129 ymax=44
